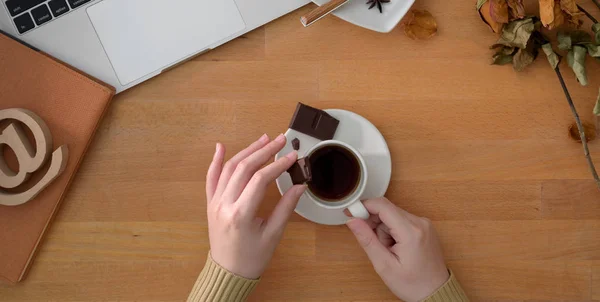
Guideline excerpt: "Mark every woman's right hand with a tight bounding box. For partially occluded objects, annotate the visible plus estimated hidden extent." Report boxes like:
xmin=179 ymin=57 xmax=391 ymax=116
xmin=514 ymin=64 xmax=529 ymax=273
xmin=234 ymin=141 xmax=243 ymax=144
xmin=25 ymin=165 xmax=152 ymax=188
xmin=346 ymin=197 xmax=450 ymax=302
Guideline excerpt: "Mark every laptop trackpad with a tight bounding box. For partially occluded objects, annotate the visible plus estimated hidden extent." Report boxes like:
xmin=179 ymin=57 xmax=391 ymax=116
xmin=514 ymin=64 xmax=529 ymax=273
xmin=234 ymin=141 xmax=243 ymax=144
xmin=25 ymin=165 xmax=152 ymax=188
xmin=87 ymin=0 xmax=246 ymax=86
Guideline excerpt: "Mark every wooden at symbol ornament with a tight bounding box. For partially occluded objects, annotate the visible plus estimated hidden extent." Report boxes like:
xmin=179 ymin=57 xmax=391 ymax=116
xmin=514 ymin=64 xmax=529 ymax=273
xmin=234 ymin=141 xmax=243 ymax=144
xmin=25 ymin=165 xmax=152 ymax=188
xmin=0 ymin=108 xmax=68 ymax=206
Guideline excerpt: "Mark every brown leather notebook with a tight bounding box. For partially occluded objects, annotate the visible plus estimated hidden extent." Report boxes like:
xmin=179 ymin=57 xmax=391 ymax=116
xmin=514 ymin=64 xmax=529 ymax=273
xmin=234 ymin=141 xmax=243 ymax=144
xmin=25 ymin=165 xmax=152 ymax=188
xmin=0 ymin=33 xmax=114 ymax=283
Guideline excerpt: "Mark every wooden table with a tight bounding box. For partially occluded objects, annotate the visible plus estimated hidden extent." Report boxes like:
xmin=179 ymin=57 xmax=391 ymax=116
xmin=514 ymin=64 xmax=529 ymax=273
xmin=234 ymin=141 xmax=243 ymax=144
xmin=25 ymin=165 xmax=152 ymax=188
xmin=2 ymin=1 xmax=600 ymax=301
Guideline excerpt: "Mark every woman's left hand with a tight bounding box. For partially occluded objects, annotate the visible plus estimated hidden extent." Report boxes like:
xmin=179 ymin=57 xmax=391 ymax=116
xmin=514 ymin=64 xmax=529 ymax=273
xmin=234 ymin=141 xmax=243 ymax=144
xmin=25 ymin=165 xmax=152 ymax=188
xmin=206 ymin=134 xmax=307 ymax=279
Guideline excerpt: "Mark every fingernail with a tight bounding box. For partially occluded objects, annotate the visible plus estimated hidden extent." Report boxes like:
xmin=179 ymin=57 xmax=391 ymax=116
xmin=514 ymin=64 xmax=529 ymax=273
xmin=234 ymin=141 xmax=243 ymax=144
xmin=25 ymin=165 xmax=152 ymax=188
xmin=214 ymin=143 xmax=220 ymax=158
xmin=285 ymin=151 xmax=298 ymax=161
xmin=275 ymin=134 xmax=285 ymax=143
xmin=297 ymin=184 xmax=307 ymax=194
xmin=346 ymin=218 xmax=358 ymax=229
xmin=259 ymin=134 xmax=269 ymax=143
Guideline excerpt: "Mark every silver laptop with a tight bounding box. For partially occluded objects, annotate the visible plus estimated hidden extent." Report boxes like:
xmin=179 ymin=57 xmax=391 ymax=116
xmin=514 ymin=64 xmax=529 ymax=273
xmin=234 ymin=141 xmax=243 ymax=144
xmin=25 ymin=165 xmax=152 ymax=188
xmin=0 ymin=0 xmax=309 ymax=93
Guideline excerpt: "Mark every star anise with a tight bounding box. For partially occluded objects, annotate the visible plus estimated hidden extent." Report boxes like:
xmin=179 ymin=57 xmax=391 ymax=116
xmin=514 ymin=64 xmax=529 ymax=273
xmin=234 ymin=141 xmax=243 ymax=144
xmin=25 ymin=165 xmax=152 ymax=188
xmin=366 ymin=0 xmax=390 ymax=13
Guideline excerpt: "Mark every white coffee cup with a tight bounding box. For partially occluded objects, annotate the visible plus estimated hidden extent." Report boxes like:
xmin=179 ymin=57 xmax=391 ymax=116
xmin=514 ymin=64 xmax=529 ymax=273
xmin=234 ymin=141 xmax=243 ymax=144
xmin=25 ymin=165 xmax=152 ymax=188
xmin=303 ymin=140 xmax=370 ymax=219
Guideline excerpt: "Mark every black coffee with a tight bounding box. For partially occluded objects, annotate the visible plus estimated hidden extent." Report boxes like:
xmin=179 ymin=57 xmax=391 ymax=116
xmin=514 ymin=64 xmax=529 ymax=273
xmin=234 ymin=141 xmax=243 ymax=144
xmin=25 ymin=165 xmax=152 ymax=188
xmin=308 ymin=145 xmax=360 ymax=201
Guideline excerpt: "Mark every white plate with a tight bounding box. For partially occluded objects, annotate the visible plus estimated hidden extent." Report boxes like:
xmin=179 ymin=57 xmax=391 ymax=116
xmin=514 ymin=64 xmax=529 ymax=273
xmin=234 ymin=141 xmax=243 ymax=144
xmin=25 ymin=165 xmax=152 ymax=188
xmin=312 ymin=0 xmax=414 ymax=33
xmin=275 ymin=109 xmax=392 ymax=225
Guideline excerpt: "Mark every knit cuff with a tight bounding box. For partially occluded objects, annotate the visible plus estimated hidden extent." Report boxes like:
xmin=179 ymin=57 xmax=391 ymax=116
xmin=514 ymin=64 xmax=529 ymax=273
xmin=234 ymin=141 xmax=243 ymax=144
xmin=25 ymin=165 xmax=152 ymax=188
xmin=422 ymin=270 xmax=469 ymax=302
xmin=187 ymin=254 xmax=260 ymax=302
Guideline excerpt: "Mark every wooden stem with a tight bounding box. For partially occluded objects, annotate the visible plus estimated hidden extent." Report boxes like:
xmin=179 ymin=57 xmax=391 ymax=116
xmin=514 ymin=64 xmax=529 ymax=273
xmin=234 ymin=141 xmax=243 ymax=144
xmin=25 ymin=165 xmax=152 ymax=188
xmin=577 ymin=4 xmax=598 ymax=24
xmin=591 ymin=0 xmax=600 ymax=11
xmin=300 ymin=0 xmax=350 ymax=27
xmin=554 ymin=66 xmax=600 ymax=190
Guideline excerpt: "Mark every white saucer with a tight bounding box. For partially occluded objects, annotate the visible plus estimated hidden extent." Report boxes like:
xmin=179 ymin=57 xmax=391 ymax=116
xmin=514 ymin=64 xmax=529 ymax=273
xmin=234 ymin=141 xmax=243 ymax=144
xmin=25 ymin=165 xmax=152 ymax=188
xmin=275 ymin=109 xmax=392 ymax=225
xmin=312 ymin=0 xmax=414 ymax=33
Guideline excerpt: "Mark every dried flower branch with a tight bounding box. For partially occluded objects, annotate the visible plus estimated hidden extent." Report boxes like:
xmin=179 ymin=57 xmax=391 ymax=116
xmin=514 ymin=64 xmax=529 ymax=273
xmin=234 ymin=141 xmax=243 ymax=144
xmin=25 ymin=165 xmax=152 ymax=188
xmin=477 ymin=2 xmax=600 ymax=190
xmin=554 ymin=67 xmax=600 ymax=189
xmin=541 ymin=44 xmax=600 ymax=190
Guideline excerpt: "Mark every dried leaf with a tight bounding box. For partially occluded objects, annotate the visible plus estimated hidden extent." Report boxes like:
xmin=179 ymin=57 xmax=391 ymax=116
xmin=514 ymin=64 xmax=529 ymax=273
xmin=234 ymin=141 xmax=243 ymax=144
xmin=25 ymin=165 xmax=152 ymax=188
xmin=542 ymin=43 xmax=561 ymax=69
xmin=557 ymin=30 xmax=592 ymax=50
xmin=572 ymin=30 xmax=592 ymax=43
xmin=539 ymin=0 xmax=555 ymax=27
xmin=490 ymin=0 xmax=509 ymax=23
xmin=404 ymin=10 xmax=438 ymax=40
xmin=593 ymin=23 xmax=600 ymax=44
xmin=557 ymin=31 xmax=571 ymax=50
xmin=513 ymin=32 xmax=541 ymax=71
xmin=595 ymin=87 xmax=600 ymax=116
xmin=491 ymin=44 xmax=517 ymax=54
xmin=492 ymin=45 xmax=517 ymax=64
xmin=570 ymin=45 xmax=588 ymax=85
xmin=507 ymin=0 xmax=525 ymax=19
xmin=513 ymin=48 xmax=536 ymax=71
xmin=493 ymin=53 xmax=515 ymax=64
xmin=587 ymin=44 xmax=600 ymax=57
xmin=567 ymin=49 xmax=574 ymax=67
xmin=478 ymin=0 xmax=504 ymax=33
xmin=495 ymin=17 xmax=535 ymax=48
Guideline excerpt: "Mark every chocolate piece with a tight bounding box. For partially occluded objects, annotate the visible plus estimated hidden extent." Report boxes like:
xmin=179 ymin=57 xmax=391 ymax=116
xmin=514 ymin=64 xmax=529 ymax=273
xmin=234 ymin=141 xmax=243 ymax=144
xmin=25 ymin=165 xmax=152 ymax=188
xmin=291 ymin=138 xmax=300 ymax=150
xmin=289 ymin=103 xmax=339 ymax=141
xmin=287 ymin=157 xmax=312 ymax=185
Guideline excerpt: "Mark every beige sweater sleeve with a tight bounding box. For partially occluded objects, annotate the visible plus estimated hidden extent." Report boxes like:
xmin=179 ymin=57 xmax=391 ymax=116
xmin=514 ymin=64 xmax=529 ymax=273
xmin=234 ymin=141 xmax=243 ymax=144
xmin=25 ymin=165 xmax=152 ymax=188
xmin=188 ymin=255 xmax=468 ymax=302
xmin=187 ymin=255 xmax=259 ymax=302
xmin=423 ymin=270 xmax=469 ymax=302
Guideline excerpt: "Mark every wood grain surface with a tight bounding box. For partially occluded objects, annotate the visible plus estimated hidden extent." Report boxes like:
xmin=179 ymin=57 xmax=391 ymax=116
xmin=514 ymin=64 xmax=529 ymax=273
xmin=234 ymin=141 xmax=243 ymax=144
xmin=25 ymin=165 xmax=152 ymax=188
xmin=2 ymin=0 xmax=600 ymax=300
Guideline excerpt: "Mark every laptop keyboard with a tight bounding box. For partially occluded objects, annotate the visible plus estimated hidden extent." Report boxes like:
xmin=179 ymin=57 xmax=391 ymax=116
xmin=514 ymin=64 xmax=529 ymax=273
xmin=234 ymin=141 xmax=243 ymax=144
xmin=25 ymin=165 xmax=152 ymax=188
xmin=5 ymin=0 xmax=93 ymax=34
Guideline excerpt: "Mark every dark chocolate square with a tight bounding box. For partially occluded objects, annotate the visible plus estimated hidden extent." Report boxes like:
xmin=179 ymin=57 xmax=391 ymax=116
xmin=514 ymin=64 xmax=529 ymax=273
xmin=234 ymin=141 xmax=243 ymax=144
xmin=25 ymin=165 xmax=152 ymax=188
xmin=289 ymin=103 xmax=339 ymax=141
xmin=287 ymin=157 xmax=312 ymax=185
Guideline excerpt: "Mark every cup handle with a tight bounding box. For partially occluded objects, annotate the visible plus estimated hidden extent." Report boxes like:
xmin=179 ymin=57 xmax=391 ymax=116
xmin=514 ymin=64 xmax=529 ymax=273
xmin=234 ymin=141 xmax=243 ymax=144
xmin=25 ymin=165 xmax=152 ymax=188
xmin=346 ymin=200 xmax=369 ymax=219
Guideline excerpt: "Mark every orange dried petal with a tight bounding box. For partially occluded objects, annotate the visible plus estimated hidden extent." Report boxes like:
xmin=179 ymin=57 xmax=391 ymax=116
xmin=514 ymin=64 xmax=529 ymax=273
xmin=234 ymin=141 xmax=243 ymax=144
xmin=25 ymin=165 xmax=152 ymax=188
xmin=569 ymin=122 xmax=596 ymax=142
xmin=558 ymin=0 xmax=583 ymax=27
xmin=539 ymin=0 xmax=555 ymax=27
xmin=559 ymin=0 xmax=579 ymax=15
xmin=507 ymin=0 xmax=525 ymax=19
xmin=479 ymin=1 xmax=504 ymax=33
xmin=547 ymin=0 xmax=565 ymax=29
xmin=489 ymin=0 xmax=509 ymax=23
xmin=404 ymin=10 xmax=438 ymax=40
